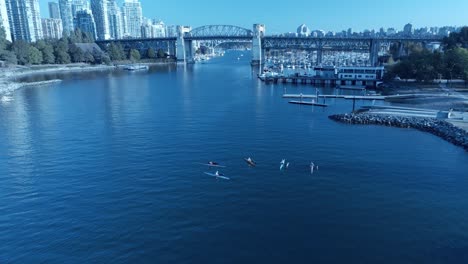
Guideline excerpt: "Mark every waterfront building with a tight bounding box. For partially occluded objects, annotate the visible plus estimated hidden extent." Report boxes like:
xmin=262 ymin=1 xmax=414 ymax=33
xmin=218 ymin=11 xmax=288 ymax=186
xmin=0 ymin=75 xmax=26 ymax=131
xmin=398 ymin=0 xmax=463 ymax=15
xmin=6 ymin=0 xmax=43 ymax=42
xmin=165 ymin=25 xmax=177 ymax=37
xmin=122 ymin=0 xmax=142 ymax=38
xmin=74 ymin=9 xmax=96 ymax=40
xmin=48 ymin=1 xmax=60 ymax=19
xmin=59 ymin=0 xmax=74 ymax=34
xmin=0 ymin=0 xmax=11 ymax=41
xmin=42 ymin=18 xmax=62 ymax=39
xmin=152 ymin=20 xmax=166 ymax=37
xmin=90 ymin=0 xmax=109 ymax=40
xmin=297 ymin=24 xmax=310 ymax=37
xmin=337 ymin=66 xmax=384 ymax=87
xmin=141 ymin=19 xmax=166 ymax=38
xmin=107 ymin=0 xmax=123 ymax=39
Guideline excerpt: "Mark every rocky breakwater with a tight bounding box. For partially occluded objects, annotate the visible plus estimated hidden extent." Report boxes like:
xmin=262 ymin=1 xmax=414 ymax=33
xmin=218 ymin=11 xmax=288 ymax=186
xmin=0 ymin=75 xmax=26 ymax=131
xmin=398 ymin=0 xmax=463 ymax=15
xmin=329 ymin=113 xmax=468 ymax=151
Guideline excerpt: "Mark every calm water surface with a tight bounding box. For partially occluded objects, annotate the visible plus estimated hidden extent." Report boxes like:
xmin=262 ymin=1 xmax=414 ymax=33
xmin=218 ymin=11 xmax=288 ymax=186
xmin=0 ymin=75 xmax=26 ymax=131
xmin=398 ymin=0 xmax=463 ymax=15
xmin=1 ymin=51 xmax=467 ymax=263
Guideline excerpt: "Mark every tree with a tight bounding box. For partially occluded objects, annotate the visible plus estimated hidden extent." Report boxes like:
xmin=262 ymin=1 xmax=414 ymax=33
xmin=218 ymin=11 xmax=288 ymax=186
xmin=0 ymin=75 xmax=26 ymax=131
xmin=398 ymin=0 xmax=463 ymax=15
xmin=443 ymin=27 xmax=468 ymax=50
xmin=444 ymin=48 xmax=468 ymax=81
xmin=129 ymin=49 xmax=140 ymax=61
xmin=108 ymin=43 xmax=125 ymax=61
xmin=11 ymin=40 xmax=31 ymax=65
xmin=69 ymin=43 xmax=84 ymax=62
xmin=147 ymin=47 xmax=156 ymax=59
xmin=0 ymin=26 xmax=8 ymax=53
xmin=0 ymin=26 xmax=16 ymax=65
xmin=35 ymin=40 xmax=55 ymax=64
xmin=28 ymin=46 xmax=43 ymax=64
xmin=83 ymin=51 xmax=94 ymax=63
xmin=157 ymin=48 xmax=166 ymax=58
xmin=54 ymin=38 xmax=71 ymax=64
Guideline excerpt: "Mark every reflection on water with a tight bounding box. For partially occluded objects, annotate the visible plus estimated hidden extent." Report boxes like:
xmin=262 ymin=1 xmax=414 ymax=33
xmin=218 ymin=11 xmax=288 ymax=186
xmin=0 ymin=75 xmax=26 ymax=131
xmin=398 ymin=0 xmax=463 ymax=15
xmin=0 ymin=51 xmax=467 ymax=264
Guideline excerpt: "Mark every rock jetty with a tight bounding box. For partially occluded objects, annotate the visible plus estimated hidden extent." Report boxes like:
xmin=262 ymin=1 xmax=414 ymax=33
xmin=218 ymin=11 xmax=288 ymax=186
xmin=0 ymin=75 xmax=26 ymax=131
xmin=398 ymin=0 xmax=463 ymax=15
xmin=329 ymin=113 xmax=468 ymax=151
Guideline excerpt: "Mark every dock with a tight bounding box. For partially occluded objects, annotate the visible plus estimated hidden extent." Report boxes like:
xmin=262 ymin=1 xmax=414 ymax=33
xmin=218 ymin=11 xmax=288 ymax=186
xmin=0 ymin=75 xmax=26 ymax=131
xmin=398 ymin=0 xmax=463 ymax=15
xmin=289 ymin=100 xmax=328 ymax=107
xmin=260 ymin=75 xmax=339 ymax=86
xmin=283 ymin=94 xmax=385 ymax=101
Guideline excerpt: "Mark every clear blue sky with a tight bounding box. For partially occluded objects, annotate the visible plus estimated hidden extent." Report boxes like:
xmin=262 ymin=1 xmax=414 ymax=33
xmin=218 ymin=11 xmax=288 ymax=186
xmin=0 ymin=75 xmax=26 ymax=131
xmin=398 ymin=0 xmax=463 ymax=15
xmin=40 ymin=0 xmax=467 ymax=34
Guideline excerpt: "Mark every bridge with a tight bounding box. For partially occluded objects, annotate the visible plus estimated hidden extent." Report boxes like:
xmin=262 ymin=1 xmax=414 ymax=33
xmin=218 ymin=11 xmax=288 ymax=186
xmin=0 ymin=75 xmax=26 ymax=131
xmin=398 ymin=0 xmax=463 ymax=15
xmin=96 ymin=24 xmax=444 ymax=66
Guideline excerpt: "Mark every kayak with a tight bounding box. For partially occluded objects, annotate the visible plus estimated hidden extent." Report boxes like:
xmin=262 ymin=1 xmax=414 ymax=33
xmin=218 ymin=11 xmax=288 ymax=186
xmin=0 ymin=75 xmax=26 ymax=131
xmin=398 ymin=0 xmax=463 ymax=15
xmin=196 ymin=162 xmax=226 ymax=168
xmin=204 ymin=172 xmax=230 ymax=180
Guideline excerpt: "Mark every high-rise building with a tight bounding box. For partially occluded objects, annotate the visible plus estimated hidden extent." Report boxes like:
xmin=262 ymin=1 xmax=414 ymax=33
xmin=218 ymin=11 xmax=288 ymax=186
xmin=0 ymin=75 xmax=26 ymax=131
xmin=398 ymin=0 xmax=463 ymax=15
xmin=42 ymin=18 xmax=62 ymax=39
xmin=6 ymin=0 xmax=43 ymax=42
xmin=122 ymin=0 xmax=142 ymax=38
xmin=141 ymin=19 xmax=166 ymax=38
xmin=0 ymin=0 xmax=12 ymax=41
xmin=152 ymin=19 xmax=166 ymax=38
xmin=48 ymin=2 xmax=60 ymax=19
xmin=403 ymin=23 xmax=413 ymax=36
xmin=71 ymin=0 xmax=88 ymax=15
xmin=74 ymin=9 xmax=96 ymax=40
xmin=90 ymin=0 xmax=109 ymax=40
xmin=165 ymin=25 xmax=177 ymax=37
xmin=107 ymin=0 xmax=123 ymax=39
xmin=296 ymin=24 xmax=310 ymax=37
xmin=59 ymin=0 xmax=74 ymax=34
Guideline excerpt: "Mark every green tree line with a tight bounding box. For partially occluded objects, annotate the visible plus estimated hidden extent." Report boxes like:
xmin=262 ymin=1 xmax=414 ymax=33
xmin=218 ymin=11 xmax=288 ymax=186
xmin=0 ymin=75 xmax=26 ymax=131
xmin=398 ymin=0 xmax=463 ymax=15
xmin=385 ymin=27 xmax=468 ymax=83
xmin=0 ymin=27 xmax=169 ymax=66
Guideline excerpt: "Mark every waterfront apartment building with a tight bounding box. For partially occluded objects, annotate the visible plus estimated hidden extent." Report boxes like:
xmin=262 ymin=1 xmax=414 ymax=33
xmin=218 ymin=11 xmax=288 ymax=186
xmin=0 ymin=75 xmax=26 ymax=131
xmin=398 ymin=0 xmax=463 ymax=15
xmin=90 ymin=0 xmax=109 ymax=40
xmin=0 ymin=0 xmax=12 ymax=41
xmin=59 ymin=0 xmax=74 ymax=34
xmin=48 ymin=1 xmax=60 ymax=19
xmin=107 ymin=0 xmax=123 ymax=39
xmin=122 ymin=0 xmax=142 ymax=38
xmin=6 ymin=0 xmax=43 ymax=42
xmin=42 ymin=18 xmax=63 ymax=39
xmin=166 ymin=25 xmax=177 ymax=37
xmin=141 ymin=19 xmax=166 ymax=38
xmin=74 ymin=9 xmax=97 ymax=40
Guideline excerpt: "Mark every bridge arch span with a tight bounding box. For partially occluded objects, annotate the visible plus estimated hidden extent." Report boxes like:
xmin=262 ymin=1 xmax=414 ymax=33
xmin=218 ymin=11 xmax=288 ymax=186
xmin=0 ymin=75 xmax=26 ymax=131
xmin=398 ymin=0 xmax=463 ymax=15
xmin=189 ymin=25 xmax=253 ymax=38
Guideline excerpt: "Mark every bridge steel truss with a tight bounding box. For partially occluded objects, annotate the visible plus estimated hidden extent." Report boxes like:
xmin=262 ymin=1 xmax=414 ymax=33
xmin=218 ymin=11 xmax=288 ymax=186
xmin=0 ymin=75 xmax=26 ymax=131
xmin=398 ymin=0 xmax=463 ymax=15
xmin=261 ymin=37 xmax=441 ymax=65
xmin=96 ymin=37 xmax=177 ymax=57
xmin=96 ymin=23 xmax=443 ymax=65
xmin=189 ymin=25 xmax=253 ymax=38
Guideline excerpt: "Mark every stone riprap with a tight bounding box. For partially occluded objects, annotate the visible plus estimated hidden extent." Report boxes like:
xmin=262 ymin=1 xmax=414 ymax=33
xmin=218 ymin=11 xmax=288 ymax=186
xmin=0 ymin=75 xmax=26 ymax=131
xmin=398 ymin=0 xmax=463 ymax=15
xmin=329 ymin=113 xmax=468 ymax=151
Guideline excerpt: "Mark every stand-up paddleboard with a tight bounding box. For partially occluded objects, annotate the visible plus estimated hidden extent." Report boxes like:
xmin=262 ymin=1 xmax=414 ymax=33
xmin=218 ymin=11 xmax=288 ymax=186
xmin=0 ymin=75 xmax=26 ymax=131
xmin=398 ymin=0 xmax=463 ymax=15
xmin=244 ymin=158 xmax=256 ymax=167
xmin=204 ymin=172 xmax=230 ymax=180
xmin=196 ymin=162 xmax=226 ymax=168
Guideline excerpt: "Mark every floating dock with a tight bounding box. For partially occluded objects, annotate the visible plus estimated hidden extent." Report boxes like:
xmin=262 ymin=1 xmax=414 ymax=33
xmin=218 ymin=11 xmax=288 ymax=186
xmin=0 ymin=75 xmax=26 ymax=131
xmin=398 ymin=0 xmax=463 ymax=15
xmin=283 ymin=94 xmax=385 ymax=101
xmin=289 ymin=100 xmax=328 ymax=107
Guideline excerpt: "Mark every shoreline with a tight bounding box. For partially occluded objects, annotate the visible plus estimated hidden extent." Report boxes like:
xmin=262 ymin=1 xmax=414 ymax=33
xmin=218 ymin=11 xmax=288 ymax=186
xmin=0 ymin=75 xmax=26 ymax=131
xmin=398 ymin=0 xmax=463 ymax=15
xmin=0 ymin=61 xmax=175 ymax=95
xmin=329 ymin=113 xmax=468 ymax=151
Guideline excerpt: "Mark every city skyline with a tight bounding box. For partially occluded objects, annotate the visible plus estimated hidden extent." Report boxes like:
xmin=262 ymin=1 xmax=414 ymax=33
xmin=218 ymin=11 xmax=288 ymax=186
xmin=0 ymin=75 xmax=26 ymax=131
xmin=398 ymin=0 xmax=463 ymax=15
xmin=38 ymin=0 xmax=468 ymax=34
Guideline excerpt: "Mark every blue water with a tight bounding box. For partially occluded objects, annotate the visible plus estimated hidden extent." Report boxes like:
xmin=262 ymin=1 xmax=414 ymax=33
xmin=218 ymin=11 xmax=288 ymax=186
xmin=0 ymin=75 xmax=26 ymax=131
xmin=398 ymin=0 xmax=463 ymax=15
xmin=1 ymin=51 xmax=467 ymax=263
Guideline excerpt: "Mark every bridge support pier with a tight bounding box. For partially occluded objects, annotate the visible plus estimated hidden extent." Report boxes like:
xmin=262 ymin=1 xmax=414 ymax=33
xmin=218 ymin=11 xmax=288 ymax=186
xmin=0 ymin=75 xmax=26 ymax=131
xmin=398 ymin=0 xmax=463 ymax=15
xmin=176 ymin=26 xmax=194 ymax=63
xmin=397 ymin=42 xmax=406 ymax=58
xmin=370 ymin=39 xmax=380 ymax=66
xmin=251 ymin=24 xmax=265 ymax=66
xmin=317 ymin=49 xmax=323 ymax=65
